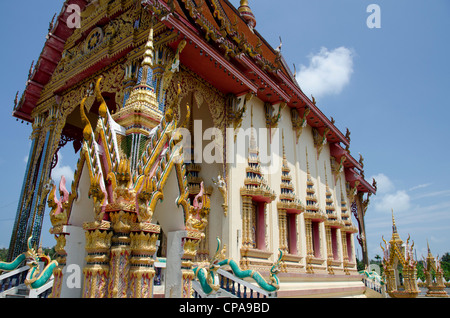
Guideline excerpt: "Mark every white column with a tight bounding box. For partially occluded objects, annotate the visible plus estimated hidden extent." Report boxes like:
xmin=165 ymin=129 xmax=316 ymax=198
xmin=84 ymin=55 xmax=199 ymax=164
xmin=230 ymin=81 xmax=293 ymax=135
xmin=165 ymin=230 xmax=188 ymax=298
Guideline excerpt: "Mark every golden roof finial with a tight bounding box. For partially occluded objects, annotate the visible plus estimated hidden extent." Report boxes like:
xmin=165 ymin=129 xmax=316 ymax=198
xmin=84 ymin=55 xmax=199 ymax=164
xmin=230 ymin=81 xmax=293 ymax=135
xmin=392 ymin=209 xmax=397 ymax=233
xmin=390 ymin=209 xmax=403 ymax=244
xmin=142 ymin=27 xmax=154 ymax=69
xmin=80 ymin=96 xmax=92 ymax=142
xmin=95 ymin=77 xmax=107 ymax=118
xmin=139 ymin=26 xmax=155 ymax=86
xmin=116 ymin=26 xmax=162 ymax=133
xmin=238 ymin=0 xmax=256 ymax=29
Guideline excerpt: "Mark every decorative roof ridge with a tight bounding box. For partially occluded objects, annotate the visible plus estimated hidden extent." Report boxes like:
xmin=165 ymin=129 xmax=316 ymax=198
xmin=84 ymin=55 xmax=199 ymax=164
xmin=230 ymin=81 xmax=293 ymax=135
xmin=14 ymin=0 xmax=90 ymax=122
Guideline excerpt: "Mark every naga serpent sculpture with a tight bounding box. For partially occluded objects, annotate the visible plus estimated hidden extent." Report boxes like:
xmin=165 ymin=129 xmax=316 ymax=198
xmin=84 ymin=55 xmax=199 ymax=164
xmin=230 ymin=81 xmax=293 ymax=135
xmin=0 ymin=237 xmax=58 ymax=290
xmin=193 ymin=238 xmax=283 ymax=295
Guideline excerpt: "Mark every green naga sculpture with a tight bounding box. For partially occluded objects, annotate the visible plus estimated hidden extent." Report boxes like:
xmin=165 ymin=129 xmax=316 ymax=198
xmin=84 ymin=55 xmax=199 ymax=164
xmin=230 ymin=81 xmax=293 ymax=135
xmin=193 ymin=238 xmax=283 ymax=296
xmin=0 ymin=237 xmax=58 ymax=290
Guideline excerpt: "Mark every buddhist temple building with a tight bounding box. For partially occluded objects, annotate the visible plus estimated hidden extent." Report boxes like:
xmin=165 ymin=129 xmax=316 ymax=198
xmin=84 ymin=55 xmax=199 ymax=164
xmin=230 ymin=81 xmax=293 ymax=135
xmin=8 ymin=0 xmax=376 ymax=298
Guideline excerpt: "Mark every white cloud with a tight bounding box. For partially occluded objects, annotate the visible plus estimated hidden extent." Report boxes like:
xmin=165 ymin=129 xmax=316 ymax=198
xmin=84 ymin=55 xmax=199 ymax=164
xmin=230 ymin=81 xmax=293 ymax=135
xmin=296 ymin=46 xmax=354 ymax=98
xmin=51 ymin=154 xmax=74 ymax=187
xmin=371 ymin=173 xmax=394 ymax=194
xmin=370 ymin=173 xmax=411 ymax=213
xmin=408 ymin=183 xmax=432 ymax=192
xmin=413 ymin=189 xmax=450 ymax=200
xmin=374 ymin=190 xmax=411 ymax=213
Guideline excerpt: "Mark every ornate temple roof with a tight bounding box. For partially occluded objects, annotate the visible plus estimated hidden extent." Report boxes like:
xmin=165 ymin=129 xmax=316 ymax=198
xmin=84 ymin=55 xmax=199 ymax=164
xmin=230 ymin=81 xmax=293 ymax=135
xmin=12 ymin=0 xmax=376 ymax=195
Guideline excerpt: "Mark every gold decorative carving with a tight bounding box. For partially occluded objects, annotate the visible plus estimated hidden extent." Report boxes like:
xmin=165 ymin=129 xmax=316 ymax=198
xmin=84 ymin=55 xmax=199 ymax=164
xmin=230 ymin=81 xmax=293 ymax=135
xmin=291 ymin=107 xmax=310 ymax=143
xmin=227 ymin=93 xmax=252 ymax=142
xmin=380 ymin=211 xmax=420 ymax=298
xmin=264 ymin=102 xmax=286 ymax=130
xmin=212 ymin=174 xmax=228 ymax=216
xmin=313 ymin=127 xmax=330 ymax=158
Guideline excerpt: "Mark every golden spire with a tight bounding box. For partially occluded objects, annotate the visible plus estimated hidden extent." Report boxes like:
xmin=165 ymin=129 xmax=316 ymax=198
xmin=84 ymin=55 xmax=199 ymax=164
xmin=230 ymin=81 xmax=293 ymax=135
xmin=140 ymin=27 xmax=154 ymax=84
xmin=114 ymin=26 xmax=162 ymax=134
xmin=391 ymin=209 xmax=397 ymax=233
xmin=390 ymin=209 xmax=402 ymax=243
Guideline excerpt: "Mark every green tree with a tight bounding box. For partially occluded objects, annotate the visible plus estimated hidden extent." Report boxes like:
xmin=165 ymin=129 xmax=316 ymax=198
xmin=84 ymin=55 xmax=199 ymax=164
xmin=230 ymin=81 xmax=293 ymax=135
xmin=416 ymin=260 xmax=425 ymax=281
xmin=0 ymin=248 xmax=8 ymax=262
xmin=440 ymin=253 xmax=450 ymax=281
xmin=356 ymin=257 xmax=365 ymax=271
xmin=374 ymin=254 xmax=381 ymax=264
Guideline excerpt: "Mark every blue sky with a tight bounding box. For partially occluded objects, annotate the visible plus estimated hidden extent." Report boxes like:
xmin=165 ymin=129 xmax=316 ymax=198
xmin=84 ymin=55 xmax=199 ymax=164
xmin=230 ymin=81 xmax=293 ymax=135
xmin=0 ymin=1 xmax=449 ymax=262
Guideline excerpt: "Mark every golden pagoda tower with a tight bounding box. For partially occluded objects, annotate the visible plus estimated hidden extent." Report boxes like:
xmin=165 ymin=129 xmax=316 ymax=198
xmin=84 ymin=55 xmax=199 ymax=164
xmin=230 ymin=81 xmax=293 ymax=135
xmin=114 ymin=28 xmax=162 ymax=135
xmin=423 ymin=242 xmax=449 ymax=297
xmin=380 ymin=210 xmax=419 ymax=298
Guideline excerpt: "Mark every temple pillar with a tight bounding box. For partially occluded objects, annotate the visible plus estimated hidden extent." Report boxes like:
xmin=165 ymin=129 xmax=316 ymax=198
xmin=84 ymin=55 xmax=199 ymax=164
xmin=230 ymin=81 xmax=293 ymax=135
xmin=165 ymin=231 xmax=200 ymax=298
xmin=241 ymin=196 xmax=254 ymax=249
xmin=49 ymin=234 xmax=67 ymax=298
xmin=278 ymin=209 xmax=288 ymax=254
xmin=181 ymin=237 xmax=199 ymax=298
xmin=82 ymin=228 xmax=113 ymax=298
xmin=108 ymin=211 xmax=135 ymax=298
xmin=128 ymin=222 xmax=160 ymax=298
xmin=341 ymin=231 xmax=350 ymax=275
xmin=165 ymin=231 xmax=187 ymax=298
xmin=304 ymin=219 xmax=314 ymax=274
xmin=325 ymin=226 xmax=334 ymax=275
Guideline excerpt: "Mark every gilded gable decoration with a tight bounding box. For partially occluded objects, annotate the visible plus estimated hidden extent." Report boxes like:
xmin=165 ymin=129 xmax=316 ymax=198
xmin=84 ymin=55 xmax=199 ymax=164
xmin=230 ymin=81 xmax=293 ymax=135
xmin=291 ymin=107 xmax=310 ymax=143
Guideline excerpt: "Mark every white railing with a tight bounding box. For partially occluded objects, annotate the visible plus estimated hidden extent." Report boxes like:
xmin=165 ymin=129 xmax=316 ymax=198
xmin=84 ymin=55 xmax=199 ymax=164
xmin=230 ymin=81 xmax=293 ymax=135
xmin=28 ymin=278 xmax=54 ymax=298
xmin=0 ymin=265 xmax=29 ymax=297
xmin=361 ymin=270 xmax=386 ymax=298
xmin=0 ymin=263 xmax=54 ymax=298
xmin=218 ymin=269 xmax=277 ymax=298
xmin=193 ymin=269 xmax=277 ymax=299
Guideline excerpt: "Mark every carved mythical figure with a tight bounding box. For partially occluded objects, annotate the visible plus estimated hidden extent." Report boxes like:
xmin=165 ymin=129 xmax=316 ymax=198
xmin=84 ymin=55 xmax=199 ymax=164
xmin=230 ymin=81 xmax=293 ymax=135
xmin=48 ymin=176 xmax=70 ymax=228
xmin=212 ymin=174 xmax=228 ymax=215
xmin=24 ymin=237 xmax=59 ymax=290
xmin=0 ymin=237 xmax=57 ymax=290
xmin=186 ymin=182 xmax=210 ymax=231
xmin=193 ymin=238 xmax=283 ymax=295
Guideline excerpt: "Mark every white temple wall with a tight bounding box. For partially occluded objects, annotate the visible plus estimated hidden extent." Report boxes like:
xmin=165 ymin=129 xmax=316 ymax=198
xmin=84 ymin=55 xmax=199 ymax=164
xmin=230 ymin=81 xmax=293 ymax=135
xmin=68 ymin=163 xmax=96 ymax=227
xmin=226 ymin=109 xmax=245 ymax=261
xmin=153 ymin=169 xmax=186 ymax=234
xmin=62 ymin=163 xmax=94 ymax=298
xmin=190 ymin=94 xmax=227 ymax=256
xmin=215 ymin=92 xmax=360 ymax=271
